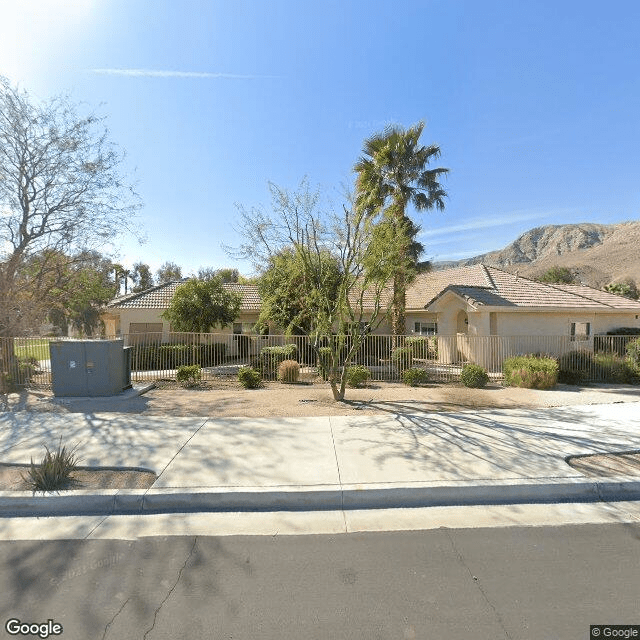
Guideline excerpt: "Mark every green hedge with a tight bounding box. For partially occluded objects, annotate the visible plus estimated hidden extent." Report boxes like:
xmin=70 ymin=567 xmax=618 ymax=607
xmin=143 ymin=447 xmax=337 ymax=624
xmin=558 ymin=349 xmax=640 ymax=385
xmin=131 ymin=342 xmax=227 ymax=371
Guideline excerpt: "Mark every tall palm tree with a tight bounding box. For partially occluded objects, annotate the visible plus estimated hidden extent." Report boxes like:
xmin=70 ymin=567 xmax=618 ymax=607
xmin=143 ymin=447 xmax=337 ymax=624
xmin=354 ymin=121 xmax=448 ymax=336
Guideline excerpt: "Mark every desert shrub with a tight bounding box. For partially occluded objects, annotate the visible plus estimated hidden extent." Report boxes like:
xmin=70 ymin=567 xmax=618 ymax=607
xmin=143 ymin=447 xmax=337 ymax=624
xmin=346 ymin=365 xmax=371 ymax=388
xmin=402 ymin=367 xmax=430 ymax=386
xmin=238 ymin=366 xmax=262 ymax=389
xmin=391 ymin=346 xmax=413 ymax=372
xmin=557 ymin=350 xmax=594 ymax=384
xmin=592 ymin=354 xmax=639 ymax=384
xmin=258 ymin=344 xmax=298 ymax=379
xmin=22 ymin=438 xmax=80 ymax=492
xmin=503 ymin=355 xmax=558 ymax=389
xmin=278 ymin=359 xmax=300 ymax=383
xmin=626 ymin=337 xmax=640 ymax=370
xmin=176 ymin=364 xmax=202 ymax=387
xmin=460 ymin=364 xmax=489 ymax=388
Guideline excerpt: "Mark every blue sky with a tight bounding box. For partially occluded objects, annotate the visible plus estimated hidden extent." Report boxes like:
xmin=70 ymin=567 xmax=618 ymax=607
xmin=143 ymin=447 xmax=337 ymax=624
xmin=1 ymin=0 xmax=639 ymax=277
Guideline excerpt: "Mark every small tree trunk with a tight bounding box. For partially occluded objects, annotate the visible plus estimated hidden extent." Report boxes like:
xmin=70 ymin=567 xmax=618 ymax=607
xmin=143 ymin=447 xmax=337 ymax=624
xmin=330 ymin=379 xmax=345 ymax=401
xmin=392 ymin=271 xmax=407 ymax=339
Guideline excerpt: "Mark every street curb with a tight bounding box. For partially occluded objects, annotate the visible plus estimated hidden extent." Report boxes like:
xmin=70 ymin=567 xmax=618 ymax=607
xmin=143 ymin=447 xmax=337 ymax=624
xmin=2 ymin=478 xmax=640 ymax=517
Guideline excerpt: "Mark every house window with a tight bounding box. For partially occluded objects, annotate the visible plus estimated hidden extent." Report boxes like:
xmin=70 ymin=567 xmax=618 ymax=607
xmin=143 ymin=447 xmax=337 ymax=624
xmin=570 ymin=322 xmax=591 ymax=341
xmin=414 ymin=322 xmax=438 ymax=336
xmin=233 ymin=323 xmax=242 ymax=335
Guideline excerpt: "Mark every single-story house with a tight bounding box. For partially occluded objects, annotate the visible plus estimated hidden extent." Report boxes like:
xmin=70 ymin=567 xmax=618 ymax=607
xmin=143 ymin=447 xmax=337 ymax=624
xmin=102 ymin=279 xmax=263 ymax=341
xmin=403 ymin=265 xmax=640 ymax=365
xmin=102 ymin=266 xmax=640 ymax=363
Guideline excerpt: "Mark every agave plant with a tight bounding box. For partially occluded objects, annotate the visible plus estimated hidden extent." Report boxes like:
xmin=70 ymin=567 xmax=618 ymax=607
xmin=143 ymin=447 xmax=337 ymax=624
xmin=22 ymin=438 xmax=81 ymax=492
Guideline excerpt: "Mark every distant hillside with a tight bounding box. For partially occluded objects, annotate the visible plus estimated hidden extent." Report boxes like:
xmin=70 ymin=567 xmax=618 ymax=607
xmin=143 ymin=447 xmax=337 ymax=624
xmin=432 ymin=221 xmax=640 ymax=289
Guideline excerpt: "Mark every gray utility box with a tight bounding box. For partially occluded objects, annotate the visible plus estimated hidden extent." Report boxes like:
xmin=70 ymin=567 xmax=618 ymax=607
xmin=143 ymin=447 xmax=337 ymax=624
xmin=50 ymin=340 xmax=132 ymax=397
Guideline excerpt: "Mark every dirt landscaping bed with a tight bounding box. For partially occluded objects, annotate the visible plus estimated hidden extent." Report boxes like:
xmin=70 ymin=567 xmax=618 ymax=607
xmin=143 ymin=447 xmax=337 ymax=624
xmin=5 ymin=379 xmax=640 ymax=417
xmin=0 ymin=463 xmax=156 ymax=491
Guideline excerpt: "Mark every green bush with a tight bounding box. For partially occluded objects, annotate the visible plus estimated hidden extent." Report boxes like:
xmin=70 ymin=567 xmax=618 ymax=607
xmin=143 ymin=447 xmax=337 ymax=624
xmin=238 ymin=366 xmax=263 ymax=389
xmin=460 ymin=364 xmax=489 ymax=388
xmin=278 ymin=359 xmax=300 ymax=383
xmin=391 ymin=346 xmax=413 ymax=372
xmin=176 ymin=364 xmax=202 ymax=387
xmin=258 ymin=344 xmax=298 ymax=379
xmin=402 ymin=367 xmax=430 ymax=386
xmin=503 ymin=355 xmax=558 ymax=389
xmin=22 ymin=438 xmax=80 ymax=492
xmin=593 ymin=354 xmax=639 ymax=384
xmin=626 ymin=338 xmax=640 ymax=370
xmin=346 ymin=365 xmax=371 ymax=388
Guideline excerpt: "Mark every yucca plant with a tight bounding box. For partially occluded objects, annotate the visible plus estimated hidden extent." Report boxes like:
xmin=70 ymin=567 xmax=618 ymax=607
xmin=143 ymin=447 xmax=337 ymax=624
xmin=22 ymin=438 xmax=81 ymax=492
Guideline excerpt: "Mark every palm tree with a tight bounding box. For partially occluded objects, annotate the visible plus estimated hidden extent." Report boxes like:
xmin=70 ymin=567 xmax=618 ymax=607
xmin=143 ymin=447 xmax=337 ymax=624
xmin=354 ymin=121 xmax=448 ymax=336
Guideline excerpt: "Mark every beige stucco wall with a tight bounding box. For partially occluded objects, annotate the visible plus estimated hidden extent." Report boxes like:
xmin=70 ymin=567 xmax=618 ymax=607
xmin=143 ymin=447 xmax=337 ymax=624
xmin=440 ymin=310 xmax=640 ymax=368
xmin=495 ymin=310 xmax=640 ymax=336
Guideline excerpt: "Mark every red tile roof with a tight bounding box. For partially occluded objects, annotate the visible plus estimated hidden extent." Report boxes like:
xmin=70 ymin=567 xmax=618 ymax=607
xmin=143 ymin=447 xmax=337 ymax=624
xmin=421 ymin=265 xmax=640 ymax=310
xmin=106 ymin=280 xmax=262 ymax=312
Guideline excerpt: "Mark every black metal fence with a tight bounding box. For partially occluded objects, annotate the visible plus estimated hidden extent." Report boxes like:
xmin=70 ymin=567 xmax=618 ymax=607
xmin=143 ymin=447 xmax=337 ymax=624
xmin=2 ymin=332 xmax=639 ymax=389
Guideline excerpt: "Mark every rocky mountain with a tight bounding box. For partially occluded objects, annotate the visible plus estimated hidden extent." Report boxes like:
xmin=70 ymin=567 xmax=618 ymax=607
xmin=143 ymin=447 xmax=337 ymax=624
xmin=432 ymin=221 xmax=640 ymax=289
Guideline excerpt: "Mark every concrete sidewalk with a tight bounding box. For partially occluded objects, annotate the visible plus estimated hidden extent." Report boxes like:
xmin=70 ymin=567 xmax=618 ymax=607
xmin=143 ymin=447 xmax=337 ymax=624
xmin=1 ymin=403 xmax=640 ymax=517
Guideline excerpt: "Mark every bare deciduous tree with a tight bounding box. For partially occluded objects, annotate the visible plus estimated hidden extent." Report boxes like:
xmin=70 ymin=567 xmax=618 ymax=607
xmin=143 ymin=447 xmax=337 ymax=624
xmin=226 ymin=179 xmax=404 ymax=401
xmin=0 ymin=76 xmax=141 ymax=390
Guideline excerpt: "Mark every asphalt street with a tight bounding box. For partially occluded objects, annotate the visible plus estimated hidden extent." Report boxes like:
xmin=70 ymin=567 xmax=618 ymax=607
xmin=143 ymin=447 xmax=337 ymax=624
xmin=1 ymin=523 xmax=640 ymax=640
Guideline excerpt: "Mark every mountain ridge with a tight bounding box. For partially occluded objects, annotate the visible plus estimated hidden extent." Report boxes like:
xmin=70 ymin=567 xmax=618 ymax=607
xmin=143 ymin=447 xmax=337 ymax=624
xmin=431 ymin=221 xmax=640 ymax=289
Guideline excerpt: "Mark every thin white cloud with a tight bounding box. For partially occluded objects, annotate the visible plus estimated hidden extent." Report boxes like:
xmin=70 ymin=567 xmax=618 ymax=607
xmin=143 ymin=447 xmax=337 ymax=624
xmin=90 ymin=68 xmax=279 ymax=79
xmin=419 ymin=207 xmax=581 ymax=239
